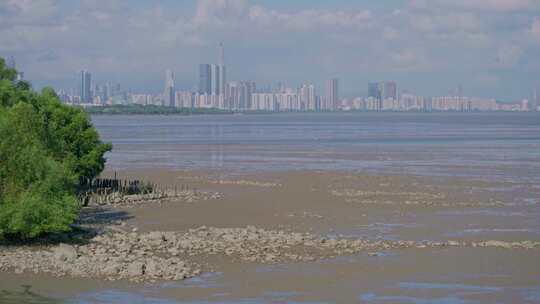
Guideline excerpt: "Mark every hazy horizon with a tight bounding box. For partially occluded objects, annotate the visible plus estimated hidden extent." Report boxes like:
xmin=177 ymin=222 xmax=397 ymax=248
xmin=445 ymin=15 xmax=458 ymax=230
xmin=1 ymin=0 xmax=540 ymax=101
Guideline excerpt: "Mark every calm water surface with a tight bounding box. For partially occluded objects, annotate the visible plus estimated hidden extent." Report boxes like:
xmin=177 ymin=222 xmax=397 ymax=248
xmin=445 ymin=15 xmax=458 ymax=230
xmin=92 ymin=112 xmax=540 ymax=182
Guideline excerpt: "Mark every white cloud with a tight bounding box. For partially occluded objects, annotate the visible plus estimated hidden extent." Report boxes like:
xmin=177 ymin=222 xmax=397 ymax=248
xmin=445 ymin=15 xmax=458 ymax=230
xmin=247 ymin=6 xmax=372 ymax=32
xmin=496 ymin=45 xmax=523 ymax=66
xmin=388 ymin=49 xmax=432 ymax=71
xmin=383 ymin=27 xmax=399 ymax=40
xmin=531 ymin=18 xmax=540 ymax=42
xmin=474 ymin=74 xmax=500 ymax=87
xmin=410 ymin=0 xmax=536 ymax=11
xmin=449 ymin=0 xmax=533 ymax=11
xmin=194 ymin=0 xmax=248 ymax=25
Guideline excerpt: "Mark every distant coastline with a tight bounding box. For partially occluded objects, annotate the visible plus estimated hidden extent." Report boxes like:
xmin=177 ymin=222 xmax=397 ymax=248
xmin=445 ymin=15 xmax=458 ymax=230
xmin=82 ymin=104 xmax=236 ymax=115
xmin=82 ymin=104 xmax=537 ymax=115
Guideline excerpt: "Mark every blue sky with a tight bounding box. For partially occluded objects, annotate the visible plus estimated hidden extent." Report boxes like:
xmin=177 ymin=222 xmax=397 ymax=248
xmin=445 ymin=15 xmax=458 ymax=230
xmin=1 ymin=0 xmax=539 ymax=101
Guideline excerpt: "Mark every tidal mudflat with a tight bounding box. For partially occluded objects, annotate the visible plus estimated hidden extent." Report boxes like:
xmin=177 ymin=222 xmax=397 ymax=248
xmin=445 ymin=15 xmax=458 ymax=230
xmin=1 ymin=113 xmax=539 ymax=303
xmin=1 ymin=169 xmax=539 ymax=303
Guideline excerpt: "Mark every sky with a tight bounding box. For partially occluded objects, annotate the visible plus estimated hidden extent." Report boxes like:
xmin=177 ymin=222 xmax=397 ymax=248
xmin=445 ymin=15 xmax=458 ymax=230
xmin=1 ymin=0 xmax=539 ymax=101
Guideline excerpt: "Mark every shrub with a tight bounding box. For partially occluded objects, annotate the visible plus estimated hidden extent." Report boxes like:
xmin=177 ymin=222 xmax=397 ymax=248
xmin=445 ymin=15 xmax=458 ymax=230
xmin=0 ymin=58 xmax=111 ymax=239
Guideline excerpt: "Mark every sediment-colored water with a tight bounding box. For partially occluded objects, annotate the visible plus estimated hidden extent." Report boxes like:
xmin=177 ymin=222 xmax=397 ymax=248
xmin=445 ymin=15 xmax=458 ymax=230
xmin=1 ymin=113 xmax=539 ymax=303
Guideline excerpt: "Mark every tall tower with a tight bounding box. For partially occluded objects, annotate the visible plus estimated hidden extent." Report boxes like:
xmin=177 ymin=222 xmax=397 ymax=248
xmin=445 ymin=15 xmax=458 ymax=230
xmin=325 ymin=78 xmax=339 ymax=111
xmin=210 ymin=64 xmax=220 ymax=95
xmin=533 ymin=86 xmax=538 ymax=111
xmin=199 ymin=64 xmax=211 ymax=94
xmin=81 ymin=70 xmax=92 ymax=103
xmin=218 ymin=42 xmax=224 ymax=66
xmin=164 ymin=69 xmax=175 ymax=107
xmin=300 ymin=84 xmax=316 ymax=111
xmin=383 ymin=81 xmax=397 ymax=100
xmin=7 ymin=56 xmax=16 ymax=69
xmin=218 ymin=42 xmax=226 ymax=96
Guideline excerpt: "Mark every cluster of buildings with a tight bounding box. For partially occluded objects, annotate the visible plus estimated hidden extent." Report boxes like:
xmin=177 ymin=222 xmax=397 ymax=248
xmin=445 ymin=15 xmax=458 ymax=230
xmin=341 ymin=94 xmax=532 ymax=112
xmin=156 ymin=43 xmax=340 ymax=112
xmin=56 ymin=43 xmax=539 ymax=112
xmin=57 ymin=77 xmax=128 ymax=106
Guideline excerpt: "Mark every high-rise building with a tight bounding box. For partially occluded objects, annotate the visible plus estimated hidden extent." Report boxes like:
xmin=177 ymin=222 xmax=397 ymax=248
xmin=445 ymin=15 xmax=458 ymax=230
xmin=7 ymin=56 xmax=16 ymax=70
xmin=368 ymin=81 xmax=397 ymax=110
xmin=80 ymin=70 xmax=92 ymax=103
xmin=382 ymin=81 xmax=397 ymax=101
xmin=210 ymin=64 xmax=221 ymax=95
xmin=532 ymin=87 xmax=538 ymax=111
xmin=218 ymin=42 xmax=225 ymax=66
xmin=218 ymin=65 xmax=226 ymax=96
xmin=200 ymin=43 xmax=227 ymax=97
xmin=325 ymin=78 xmax=339 ymax=111
xmin=164 ymin=69 xmax=175 ymax=107
xmin=199 ymin=64 xmax=211 ymax=94
xmin=217 ymin=42 xmax=226 ymax=96
xmin=226 ymin=81 xmax=255 ymax=110
xmin=368 ymin=82 xmax=381 ymax=100
xmin=300 ymin=84 xmax=316 ymax=111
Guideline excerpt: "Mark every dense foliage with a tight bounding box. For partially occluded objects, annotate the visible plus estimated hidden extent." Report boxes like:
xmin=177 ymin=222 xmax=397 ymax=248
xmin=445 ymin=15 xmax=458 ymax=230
xmin=0 ymin=58 xmax=111 ymax=239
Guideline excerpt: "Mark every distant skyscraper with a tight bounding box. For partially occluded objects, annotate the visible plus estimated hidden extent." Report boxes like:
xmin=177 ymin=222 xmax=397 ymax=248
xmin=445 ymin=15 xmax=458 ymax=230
xmin=369 ymin=81 xmax=396 ymax=110
xmin=325 ymin=78 xmax=339 ymax=111
xmin=199 ymin=64 xmax=211 ymax=94
xmin=199 ymin=42 xmax=227 ymax=97
xmin=80 ymin=70 xmax=92 ymax=103
xmin=382 ymin=81 xmax=397 ymax=100
xmin=217 ymin=42 xmax=226 ymax=96
xmin=164 ymin=69 xmax=175 ymax=107
xmin=7 ymin=56 xmax=16 ymax=69
xmin=210 ymin=64 xmax=220 ymax=95
xmin=218 ymin=42 xmax=225 ymax=66
xmin=532 ymin=87 xmax=538 ymax=111
xmin=226 ymin=81 xmax=255 ymax=110
xmin=368 ymin=82 xmax=381 ymax=100
xmin=218 ymin=65 xmax=226 ymax=96
xmin=300 ymin=84 xmax=316 ymax=111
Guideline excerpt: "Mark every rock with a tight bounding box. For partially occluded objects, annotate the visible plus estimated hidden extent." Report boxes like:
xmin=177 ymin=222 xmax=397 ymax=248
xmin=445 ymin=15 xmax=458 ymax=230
xmin=102 ymin=263 xmax=121 ymax=276
xmin=147 ymin=231 xmax=164 ymax=241
xmin=483 ymin=240 xmax=512 ymax=249
xmin=145 ymin=259 xmax=161 ymax=277
xmin=53 ymin=244 xmax=78 ymax=262
xmin=126 ymin=261 xmax=145 ymax=277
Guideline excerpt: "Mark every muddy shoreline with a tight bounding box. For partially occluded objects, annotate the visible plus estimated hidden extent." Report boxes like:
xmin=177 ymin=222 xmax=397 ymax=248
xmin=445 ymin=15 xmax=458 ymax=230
xmin=1 ymin=169 xmax=540 ymax=302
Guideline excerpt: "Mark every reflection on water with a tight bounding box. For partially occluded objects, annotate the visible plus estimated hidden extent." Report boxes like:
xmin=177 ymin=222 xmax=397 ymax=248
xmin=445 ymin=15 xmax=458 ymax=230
xmin=92 ymin=112 xmax=540 ymax=183
xmin=0 ymin=286 xmax=59 ymax=304
xmin=161 ymin=272 xmax=224 ymax=289
xmin=360 ymin=283 xmax=540 ymax=304
xmin=397 ymin=282 xmax=502 ymax=292
xmin=360 ymin=293 xmax=469 ymax=304
xmin=72 ymin=290 xmax=320 ymax=304
xmin=74 ymin=290 xmax=177 ymax=304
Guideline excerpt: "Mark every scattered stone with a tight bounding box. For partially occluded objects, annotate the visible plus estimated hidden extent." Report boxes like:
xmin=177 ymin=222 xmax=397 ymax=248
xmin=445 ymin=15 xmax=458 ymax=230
xmin=1 ymin=226 xmax=538 ymax=283
xmin=53 ymin=244 xmax=78 ymax=262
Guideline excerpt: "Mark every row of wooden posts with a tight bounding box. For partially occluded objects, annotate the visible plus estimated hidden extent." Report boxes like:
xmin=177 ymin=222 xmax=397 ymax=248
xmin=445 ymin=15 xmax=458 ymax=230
xmin=78 ymin=172 xmax=197 ymax=206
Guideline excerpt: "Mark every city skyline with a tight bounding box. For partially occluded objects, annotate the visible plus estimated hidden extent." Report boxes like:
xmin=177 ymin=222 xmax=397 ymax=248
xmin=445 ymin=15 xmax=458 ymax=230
xmin=1 ymin=0 xmax=539 ymax=101
xmin=61 ymin=41 xmax=537 ymax=112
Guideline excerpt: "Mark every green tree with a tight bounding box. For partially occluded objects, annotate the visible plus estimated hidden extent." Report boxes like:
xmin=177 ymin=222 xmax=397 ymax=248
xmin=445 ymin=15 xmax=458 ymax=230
xmin=0 ymin=103 xmax=78 ymax=238
xmin=0 ymin=57 xmax=111 ymax=239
